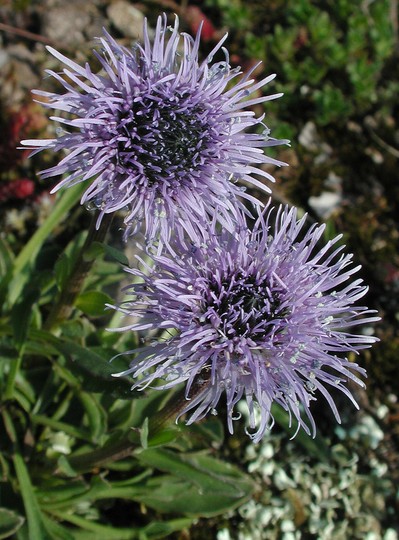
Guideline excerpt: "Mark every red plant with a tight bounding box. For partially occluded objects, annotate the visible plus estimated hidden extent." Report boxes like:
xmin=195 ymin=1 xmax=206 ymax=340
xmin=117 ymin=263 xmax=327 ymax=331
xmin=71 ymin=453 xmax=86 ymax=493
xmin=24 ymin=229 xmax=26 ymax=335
xmin=0 ymin=178 xmax=34 ymax=202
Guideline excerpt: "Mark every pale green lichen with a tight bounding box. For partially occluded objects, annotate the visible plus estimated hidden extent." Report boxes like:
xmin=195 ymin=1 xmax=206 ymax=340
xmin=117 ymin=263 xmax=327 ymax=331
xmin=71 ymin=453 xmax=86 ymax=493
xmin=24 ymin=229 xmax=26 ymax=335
xmin=217 ymin=405 xmax=397 ymax=540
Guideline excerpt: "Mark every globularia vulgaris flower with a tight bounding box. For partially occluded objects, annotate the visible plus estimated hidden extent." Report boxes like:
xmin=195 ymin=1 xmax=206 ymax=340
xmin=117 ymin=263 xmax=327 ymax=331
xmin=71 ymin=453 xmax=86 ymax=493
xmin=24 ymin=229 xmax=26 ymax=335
xmin=112 ymin=206 xmax=379 ymax=442
xmin=21 ymin=14 xmax=287 ymax=240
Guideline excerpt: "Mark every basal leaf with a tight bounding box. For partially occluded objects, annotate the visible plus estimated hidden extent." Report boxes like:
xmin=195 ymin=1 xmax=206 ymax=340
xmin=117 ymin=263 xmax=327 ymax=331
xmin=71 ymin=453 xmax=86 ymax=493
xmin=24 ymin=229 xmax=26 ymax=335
xmin=135 ymin=448 xmax=255 ymax=516
xmin=10 ymin=288 xmax=40 ymax=351
xmin=139 ymin=518 xmax=194 ymax=539
xmin=13 ymin=452 xmax=50 ymax=539
xmin=45 ymin=511 xmax=137 ymax=539
xmin=37 ymin=480 xmax=89 ymax=508
xmin=137 ymin=448 xmax=254 ymax=497
xmin=41 ymin=515 xmax=76 ymax=540
xmin=78 ymin=391 xmax=107 ymax=443
xmin=131 ymin=475 xmax=252 ymax=517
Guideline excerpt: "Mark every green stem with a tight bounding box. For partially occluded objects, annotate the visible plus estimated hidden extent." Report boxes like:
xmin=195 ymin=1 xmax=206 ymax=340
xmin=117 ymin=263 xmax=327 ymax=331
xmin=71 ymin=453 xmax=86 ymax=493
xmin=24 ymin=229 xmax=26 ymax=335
xmin=44 ymin=212 xmax=113 ymax=331
xmin=57 ymin=381 xmax=210 ymax=474
xmin=148 ymin=376 xmax=210 ymax=435
xmin=64 ymin=436 xmax=139 ymax=473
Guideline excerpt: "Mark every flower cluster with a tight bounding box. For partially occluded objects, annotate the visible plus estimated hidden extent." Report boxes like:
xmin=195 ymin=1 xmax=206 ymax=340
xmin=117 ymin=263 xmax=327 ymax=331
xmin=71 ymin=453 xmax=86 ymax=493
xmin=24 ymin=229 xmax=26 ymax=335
xmin=24 ymin=13 xmax=378 ymax=440
xmin=21 ymin=14 xmax=287 ymax=241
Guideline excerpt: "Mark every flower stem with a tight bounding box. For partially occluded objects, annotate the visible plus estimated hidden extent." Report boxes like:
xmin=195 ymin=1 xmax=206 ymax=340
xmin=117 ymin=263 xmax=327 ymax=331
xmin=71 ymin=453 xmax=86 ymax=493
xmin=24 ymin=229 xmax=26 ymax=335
xmin=149 ymin=376 xmax=210 ymax=436
xmin=63 ymin=436 xmax=139 ymax=473
xmin=53 ymin=382 xmax=209 ymax=474
xmin=44 ymin=212 xmax=113 ymax=331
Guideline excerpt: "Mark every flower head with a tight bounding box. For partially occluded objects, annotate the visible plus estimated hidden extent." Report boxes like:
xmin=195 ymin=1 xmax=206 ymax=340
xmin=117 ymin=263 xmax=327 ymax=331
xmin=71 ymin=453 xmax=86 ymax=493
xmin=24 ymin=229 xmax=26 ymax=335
xmin=112 ymin=206 xmax=379 ymax=442
xmin=21 ymin=14 xmax=287 ymax=241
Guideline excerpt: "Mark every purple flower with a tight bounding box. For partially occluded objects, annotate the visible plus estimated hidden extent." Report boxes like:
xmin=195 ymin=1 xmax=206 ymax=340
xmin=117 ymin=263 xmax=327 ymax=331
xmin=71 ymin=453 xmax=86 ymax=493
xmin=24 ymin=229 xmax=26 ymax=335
xmin=21 ymin=14 xmax=287 ymax=241
xmin=111 ymin=206 xmax=379 ymax=442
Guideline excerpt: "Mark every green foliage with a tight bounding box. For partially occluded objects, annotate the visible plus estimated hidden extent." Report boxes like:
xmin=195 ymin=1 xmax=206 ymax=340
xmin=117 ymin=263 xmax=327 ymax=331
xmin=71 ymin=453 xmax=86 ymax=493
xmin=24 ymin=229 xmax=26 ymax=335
xmin=205 ymin=0 xmax=251 ymax=31
xmin=0 ymin=191 xmax=255 ymax=539
xmin=222 ymin=0 xmax=396 ymax=127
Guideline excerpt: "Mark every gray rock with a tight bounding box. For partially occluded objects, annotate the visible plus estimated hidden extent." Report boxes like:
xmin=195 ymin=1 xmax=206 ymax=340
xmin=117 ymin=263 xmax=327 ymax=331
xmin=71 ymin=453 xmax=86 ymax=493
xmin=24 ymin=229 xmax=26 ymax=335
xmin=41 ymin=0 xmax=105 ymax=47
xmin=107 ymin=1 xmax=145 ymax=40
xmin=298 ymin=120 xmax=332 ymax=158
xmin=308 ymin=191 xmax=342 ymax=220
xmin=0 ymin=44 xmax=40 ymax=105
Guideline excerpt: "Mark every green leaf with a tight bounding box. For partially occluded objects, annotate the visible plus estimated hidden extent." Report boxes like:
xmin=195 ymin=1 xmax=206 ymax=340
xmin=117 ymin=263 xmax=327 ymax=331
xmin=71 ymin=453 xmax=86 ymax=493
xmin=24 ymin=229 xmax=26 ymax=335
xmin=22 ymin=329 xmax=59 ymax=359
xmin=0 ymin=238 xmax=14 ymax=279
xmin=78 ymin=391 xmax=107 ymax=443
xmin=182 ymin=417 xmax=225 ymax=448
xmin=135 ymin=448 xmax=255 ymax=516
xmin=141 ymin=518 xmax=194 ymax=540
xmin=45 ymin=511 xmax=137 ymax=539
xmin=31 ymin=415 xmax=89 ymax=442
xmin=56 ymin=319 xmax=94 ymax=339
xmin=132 ymin=475 xmax=247 ymax=517
xmin=0 ymin=183 xmax=85 ymax=308
xmin=140 ymin=418 xmax=149 ymax=449
xmin=37 ymin=480 xmax=89 ymax=508
xmin=124 ymin=390 xmax=172 ymax=430
xmin=52 ymin=339 xmax=136 ymax=398
xmin=39 ymin=458 xmax=249 ymax=521
xmin=13 ymin=452 xmax=50 ymax=539
xmin=48 ymin=512 xmax=193 ymax=540
xmin=0 ymin=508 xmax=25 ymax=539
xmin=62 ymin=518 xmax=194 ymax=540
xmin=91 ymin=242 xmax=129 ymax=266
xmin=147 ymin=427 xmax=180 ymax=448
xmin=75 ymin=290 xmax=112 ymax=317
xmin=54 ymin=230 xmax=88 ymax=292
xmin=41 ymin=469 xmax=153 ymax=510
xmin=54 ymin=253 xmax=70 ymax=292
xmin=41 ymin=515 xmax=75 ymax=540
xmin=1 ymin=409 xmax=17 ymax=443
xmin=10 ymin=288 xmax=40 ymax=351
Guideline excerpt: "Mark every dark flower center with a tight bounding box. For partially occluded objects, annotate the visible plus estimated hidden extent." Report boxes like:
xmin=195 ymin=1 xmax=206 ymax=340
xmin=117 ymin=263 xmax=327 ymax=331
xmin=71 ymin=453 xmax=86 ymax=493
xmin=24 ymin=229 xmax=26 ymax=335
xmin=116 ymin=90 xmax=220 ymax=187
xmin=204 ymin=272 xmax=289 ymax=339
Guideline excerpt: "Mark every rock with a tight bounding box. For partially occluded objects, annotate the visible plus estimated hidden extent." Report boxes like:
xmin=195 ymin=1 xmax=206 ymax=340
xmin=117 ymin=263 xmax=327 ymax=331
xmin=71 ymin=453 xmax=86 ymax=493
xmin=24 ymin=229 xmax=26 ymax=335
xmin=107 ymin=1 xmax=145 ymax=40
xmin=298 ymin=120 xmax=332 ymax=158
xmin=308 ymin=191 xmax=342 ymax=220
xmin=0 ymin=49 xmax=8 ymax=70
xmin=0 ymin=44 xmax=40 ymax=105
xmin=41 ymin=0 xmax=105 ymax=48
xmin=308 ymin=171 xmax=343 ymax=219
